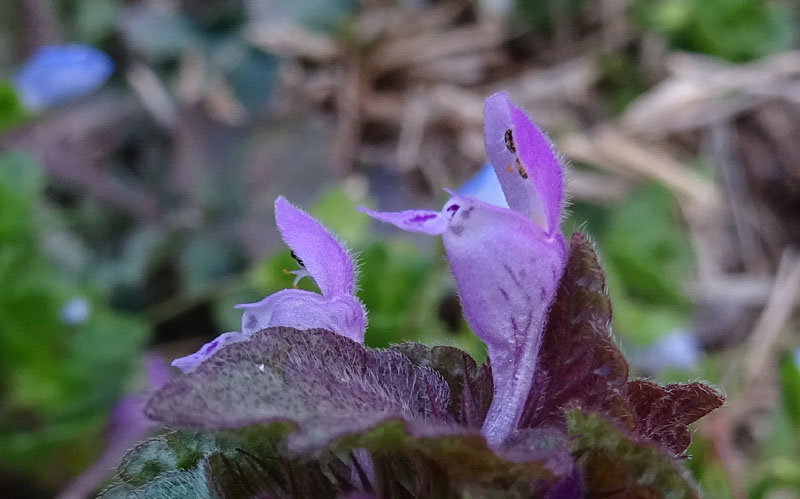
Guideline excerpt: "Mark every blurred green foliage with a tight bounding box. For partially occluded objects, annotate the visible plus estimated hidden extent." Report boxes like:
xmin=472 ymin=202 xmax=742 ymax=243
xmin=567 ymin=183 xmax=693 ymax=349
xmin=514 ymin=0 xmax=586 ymax=32
xmin=0 ymin=83 xmax=28 ymax=131
xmin=633 ymin=0 xmax=796 ymax=62
xmin=0 ymin=152 xmax=147 ymax=485
xmin=746 ymin=354 xmax=800 ymax=497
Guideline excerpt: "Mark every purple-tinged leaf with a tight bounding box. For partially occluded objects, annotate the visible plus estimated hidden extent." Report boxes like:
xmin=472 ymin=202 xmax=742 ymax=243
xmin=391 ymin=343 xmax=492 ymax=428
xmin=146 ymin=327 xmax=451 ymax=453
xmin=521 ymin=232 xmax=632 ymax=431
xmin=522 ymin=233 xmax=723 ymax=459
xmin=566 ymin=410 xmax=700 ymax=498
xmin=625 ymin=380 xmax=723 ymax=456
xmin=544 ymin=467 xmax=584 ymax=499
xmin=499 ymin=427 xmax=573 ymax=477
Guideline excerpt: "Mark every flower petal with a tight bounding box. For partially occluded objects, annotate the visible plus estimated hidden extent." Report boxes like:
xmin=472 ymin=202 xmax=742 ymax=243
xmin=237 ymin=289 xmax=366 ymax=343
xmin=356 ymin=207 xmax=448 ymax=235
xmin=441 ymin=195 xmax=566 ymax=446
xmin=171 ymin=332 xmax=248 ymax=372
xmin=483 ymin=92 xmax=564 ymax=235
xmin=275 ymin=196 xmax=356 ymax=298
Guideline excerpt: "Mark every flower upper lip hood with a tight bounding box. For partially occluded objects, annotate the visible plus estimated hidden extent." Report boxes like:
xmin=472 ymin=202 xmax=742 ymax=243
xmin=172 ymin=196 xmax=366 ymax=372
xmin=359 ymin=91 xmax=567 ymax=448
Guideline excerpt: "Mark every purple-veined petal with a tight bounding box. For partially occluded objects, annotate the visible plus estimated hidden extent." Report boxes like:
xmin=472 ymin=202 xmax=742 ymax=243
xmin=356 ymin=206 xmax=448 ymax=235
xmin=275 ymin=196 xmax=357 ymax=297
xmin=237 ymin=289 xmax=366 ymax=343
xmin=441 ymin=195 xmax=566 ymax=447
xmin=14 ymin=44 xmax=114 ymax=111
xmin=484 ymin=92 xmax=564 ymax=235
xmin=171 ymin=332 xmax=248 ymax=372
xmin=457 ymin=163 xmax=509 ymax=209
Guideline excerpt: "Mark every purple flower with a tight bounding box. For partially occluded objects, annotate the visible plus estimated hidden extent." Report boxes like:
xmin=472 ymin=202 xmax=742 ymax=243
xmin=359 ymin=92 xmax=567 ymax=447
xmin=13 ymin=44 xmax=114 ymax=111
xmin=172 ymin=196 xmax=366 ymax=371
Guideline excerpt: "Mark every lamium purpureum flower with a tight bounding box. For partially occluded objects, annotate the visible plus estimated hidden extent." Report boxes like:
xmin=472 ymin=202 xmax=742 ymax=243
xmin=359 ymin=92 xmax=566 ymax=447
xmin=172 ymin=196 xmax=366 ymax=371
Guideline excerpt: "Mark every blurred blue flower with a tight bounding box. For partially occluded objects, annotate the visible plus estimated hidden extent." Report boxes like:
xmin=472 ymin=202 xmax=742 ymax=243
xmin=457 ymin=163 xmax=509 ymax=208
xmin=13 ymin=44 xmax=114 ymax=111
xmin=633 ymin=329 xmax=701 ymax=373
xmin=60 ymin=296 xmax=91 ymax=325
xmin=794 ymin=348 xmax=800 ymax=371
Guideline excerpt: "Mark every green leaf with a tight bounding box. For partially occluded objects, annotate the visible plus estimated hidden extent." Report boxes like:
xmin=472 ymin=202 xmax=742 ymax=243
xmin=633 ymin=0 xmax=796 ymax=62
xmin=118 ymin=439 xmax=178 ymax=487
xmin=779 ymin=353 xmax=800 ymax=430
xmin=0 ymin=151 xmax=43 ymax=238
xmin=101 ymin=467 xmax=213 ymax=499
xmin=603 ymin=184 xmax=693 ymax=307
xmin=0 ymin=82 xmax=30 ymax=130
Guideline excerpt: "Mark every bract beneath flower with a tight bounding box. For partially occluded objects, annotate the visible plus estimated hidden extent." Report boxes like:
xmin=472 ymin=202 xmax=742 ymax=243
xmin=171 ymin=197 xmax=366 ymax=372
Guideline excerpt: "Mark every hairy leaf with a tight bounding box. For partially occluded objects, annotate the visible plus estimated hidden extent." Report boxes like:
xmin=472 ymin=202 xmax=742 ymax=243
xmin=105 ymin=423 xmax=566 ymax=498
xmin=521 ymin=232 xmax=631 ymax=430
xmin=625 ymin=380 xmax=723 ymax=456
xmin=567 ymin=410 xmax=699 ymax=498
xmin=521 ymin=233 xmax=723 ymax=457
xmin=99 ymin=467 xmax=213 ymax=499
xmin=391 ymin=343 xmax=492 ymax=427
xmin=146 ymin=327 xmax=451 ymax=452
xmin=117 ymin=439 xmax=177 ymax=487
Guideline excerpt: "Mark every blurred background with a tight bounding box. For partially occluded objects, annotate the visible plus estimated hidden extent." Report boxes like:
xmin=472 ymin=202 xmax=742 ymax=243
xmin=1 ymin=0 xmax=799 ymax=497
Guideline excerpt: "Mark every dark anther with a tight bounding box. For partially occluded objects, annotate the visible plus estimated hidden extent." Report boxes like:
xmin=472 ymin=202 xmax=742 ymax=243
xmin=290 ymin=250 xmax=305 ymax=267
xmin=504 ymin=129 xmax=516 ymax=153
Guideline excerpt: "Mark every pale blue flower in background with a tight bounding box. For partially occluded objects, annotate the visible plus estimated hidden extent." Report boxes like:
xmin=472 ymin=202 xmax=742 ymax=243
xmin=14 ymin=44 xmax=114 ymax=111
xmin=457 ymin=163 xmax=509 ymax=209
xmin=794 ymin=348 xmax=800 ymax=371
xmin=60 ymin=296 xmax=91 ymax=325
xmin=633 ymin=329 xmax=701 ymax=373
